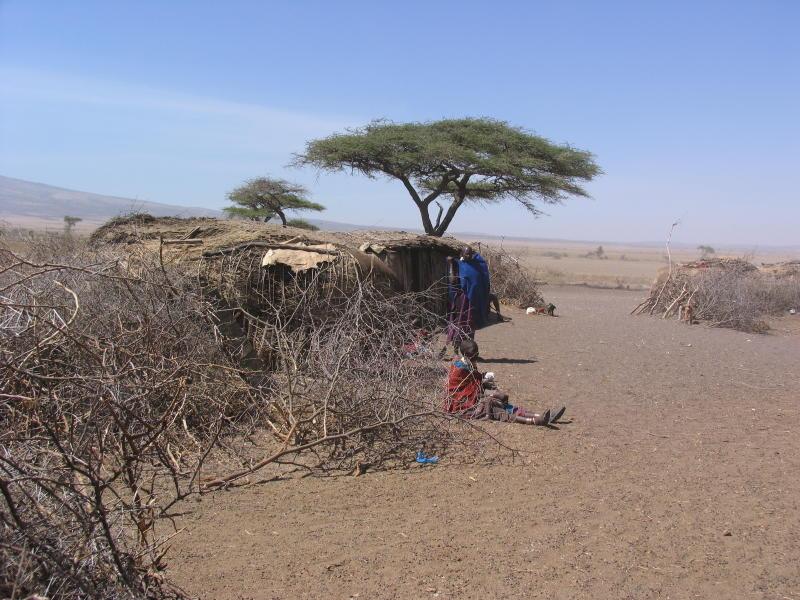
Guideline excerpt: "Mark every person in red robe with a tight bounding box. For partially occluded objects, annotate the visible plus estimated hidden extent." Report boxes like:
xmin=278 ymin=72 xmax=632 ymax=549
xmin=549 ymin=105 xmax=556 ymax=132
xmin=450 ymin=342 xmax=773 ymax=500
xmin=444 ymin=339 xmax=565 ymax=426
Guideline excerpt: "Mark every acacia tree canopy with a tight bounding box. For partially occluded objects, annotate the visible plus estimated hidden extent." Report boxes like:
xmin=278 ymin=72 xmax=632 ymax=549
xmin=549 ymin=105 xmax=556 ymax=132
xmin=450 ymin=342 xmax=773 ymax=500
xmin=698 ymin=245 xmax=715 ymax=258
xmin=286 ymin=218 xmax=320 ymax=231
xmin=295 ymin=118 xmax=601 ymax=236
xmin=223 ymin=177 xmax=325 ymax=226
xmin=63 ymin=215 xmax=82 ymax=232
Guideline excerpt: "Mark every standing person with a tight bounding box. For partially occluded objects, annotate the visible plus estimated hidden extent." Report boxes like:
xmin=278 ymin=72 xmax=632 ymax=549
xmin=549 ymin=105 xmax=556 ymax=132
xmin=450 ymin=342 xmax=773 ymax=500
xmin=457 ymin=245 xmax=508 ymax=324
xmin=445 ymin=255 xmax=473 ymax=354
xmin=444 ymin=245 xmax=503 ymax=356
xmin=465 ymin=245 xmax=509 ymax=322
xmin=457 ymin=245 xmax=491 ymax=328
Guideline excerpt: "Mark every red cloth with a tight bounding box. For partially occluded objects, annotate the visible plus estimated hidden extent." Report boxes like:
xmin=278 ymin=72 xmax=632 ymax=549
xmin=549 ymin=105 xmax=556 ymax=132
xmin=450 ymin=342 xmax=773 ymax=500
xmin=402 ymin=329 xmax=431 ymax=355
xmin=444 ymin=360 xmax=482 ymax=413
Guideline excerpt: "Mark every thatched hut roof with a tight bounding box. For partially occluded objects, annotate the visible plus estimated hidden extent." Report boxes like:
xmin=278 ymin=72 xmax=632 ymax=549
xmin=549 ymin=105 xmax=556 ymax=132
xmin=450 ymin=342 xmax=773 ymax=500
xmin=90 ymin=214 xmax=462 ymax=266
xmin=676 ymin=257 xmax=758 ymax=274
xmin=90 ymin=215 xmax=465 ymax=314
xmin=649 ymin=258 xmax=757 ymax=293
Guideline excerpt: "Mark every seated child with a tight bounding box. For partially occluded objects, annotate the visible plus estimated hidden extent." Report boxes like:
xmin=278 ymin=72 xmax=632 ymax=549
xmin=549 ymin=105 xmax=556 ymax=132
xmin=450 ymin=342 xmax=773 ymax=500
xmin=444 ymin=339 xmax=565 ymax=426
xmin=402 ymin=317 xmax=434 ymax=357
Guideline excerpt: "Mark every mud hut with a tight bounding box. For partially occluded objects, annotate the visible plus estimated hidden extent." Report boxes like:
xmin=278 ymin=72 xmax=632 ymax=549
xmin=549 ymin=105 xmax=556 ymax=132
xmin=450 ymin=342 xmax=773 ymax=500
xmin=90 ymin=214 xmax=463 ymax=314
xmin=631 ymin=257 xmax=798 ymax=332
xmin=91 ymin=215 xmax=464 ymax=366
xmin=646 ymin=258 xmax=758 ymax=296
xmin=635 ymin=257 xmax=759 ymax=317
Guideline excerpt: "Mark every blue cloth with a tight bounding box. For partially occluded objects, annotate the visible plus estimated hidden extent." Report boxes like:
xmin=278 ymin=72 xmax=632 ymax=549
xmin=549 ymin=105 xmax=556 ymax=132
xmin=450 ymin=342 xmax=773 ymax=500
xmin=415 ymin=451 xmax=439 ymax=464
xmin=475 ymin=253 xmax=491 ymax=292
xmin=457 ymin=253 xmax=490 ymax=328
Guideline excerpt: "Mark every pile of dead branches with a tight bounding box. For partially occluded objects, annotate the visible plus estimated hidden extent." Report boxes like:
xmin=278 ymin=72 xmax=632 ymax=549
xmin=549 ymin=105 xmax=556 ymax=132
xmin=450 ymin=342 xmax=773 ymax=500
xmin=632 ymin=258 xmax=799 ymax=332
xmin=199 ymin=260 xmax=457 ymax=488
xmin=479 ymin=244 xmax=544 ymax=308
xmin=1 ymin=234 xmax=474 ymax=598
xmin=0 ymin=241 xmax=249 ymax=598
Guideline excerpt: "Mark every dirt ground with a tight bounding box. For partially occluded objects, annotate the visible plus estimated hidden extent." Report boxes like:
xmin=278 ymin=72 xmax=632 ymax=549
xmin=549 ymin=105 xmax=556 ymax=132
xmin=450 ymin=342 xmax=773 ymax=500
xmin=167 ymin=285 xmax=800 ymax=600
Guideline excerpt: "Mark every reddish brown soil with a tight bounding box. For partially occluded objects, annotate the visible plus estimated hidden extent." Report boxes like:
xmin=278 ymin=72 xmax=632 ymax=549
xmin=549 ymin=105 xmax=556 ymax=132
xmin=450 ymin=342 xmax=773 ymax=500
xmin=167 ymin=286 xmax=800 ymax=599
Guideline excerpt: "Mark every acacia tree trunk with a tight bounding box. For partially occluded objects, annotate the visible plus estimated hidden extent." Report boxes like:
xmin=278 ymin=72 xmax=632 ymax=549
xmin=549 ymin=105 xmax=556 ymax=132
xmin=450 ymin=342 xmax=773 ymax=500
xmin=432 ymin=193 xmax=466 ymax=237
xmin=417 ymin=203 xmax=435 ymax=235
xmin=404 ymin=174 xmax=468 ymax=237
xmin=275 ymin=208 xmax=287 ymax=227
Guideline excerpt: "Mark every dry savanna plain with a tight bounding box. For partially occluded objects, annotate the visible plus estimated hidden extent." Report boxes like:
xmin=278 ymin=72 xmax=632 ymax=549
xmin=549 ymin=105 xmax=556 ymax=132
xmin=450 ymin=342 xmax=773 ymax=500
xmin=472 ymin=238 xmax=800 ymax=291
xmin=160 ymin=238 xmax=800 ymax=599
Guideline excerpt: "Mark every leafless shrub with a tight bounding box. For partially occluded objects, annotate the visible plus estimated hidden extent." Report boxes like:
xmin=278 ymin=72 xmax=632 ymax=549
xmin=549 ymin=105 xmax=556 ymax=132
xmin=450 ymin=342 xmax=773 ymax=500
xmin=1 ymin=234 xmax=491 ymax=597
xmin=479 ymin=245 xmax=544 ymax=308
xmin=633 ymin=259 xmax=800 ymax=332
xmin=197 ymin=248 xmax=470 ymax=488
xmin=0 ymin=240 xmax=244 ymax=598
xmin=692 ymin=270 xmax=800 ymax=331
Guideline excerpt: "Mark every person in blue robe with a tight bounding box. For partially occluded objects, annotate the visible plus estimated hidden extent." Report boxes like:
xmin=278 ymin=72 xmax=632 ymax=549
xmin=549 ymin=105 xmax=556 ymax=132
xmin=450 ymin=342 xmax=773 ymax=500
xmin=457 ymin=246 xmax=491 ymax=328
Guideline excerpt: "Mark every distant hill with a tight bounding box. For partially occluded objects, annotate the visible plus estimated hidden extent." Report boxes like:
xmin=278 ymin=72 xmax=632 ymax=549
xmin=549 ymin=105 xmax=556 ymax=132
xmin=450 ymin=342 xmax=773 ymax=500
xmin=0 ymin=175 xmax=222 ymax=230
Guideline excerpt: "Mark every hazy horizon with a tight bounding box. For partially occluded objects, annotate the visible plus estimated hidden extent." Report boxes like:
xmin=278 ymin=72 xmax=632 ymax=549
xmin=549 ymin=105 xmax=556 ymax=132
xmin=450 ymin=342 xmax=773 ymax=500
xmin=1 ymin=1 xmax=798 ymax=246
xmin=3 ymin=174 xmax=799 ymax=254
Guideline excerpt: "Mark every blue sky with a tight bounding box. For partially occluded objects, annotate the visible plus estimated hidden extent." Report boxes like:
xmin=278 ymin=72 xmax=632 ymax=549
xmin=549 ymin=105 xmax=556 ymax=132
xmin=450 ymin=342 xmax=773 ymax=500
xmin=1 ymin=0 xmax=798 ymax=245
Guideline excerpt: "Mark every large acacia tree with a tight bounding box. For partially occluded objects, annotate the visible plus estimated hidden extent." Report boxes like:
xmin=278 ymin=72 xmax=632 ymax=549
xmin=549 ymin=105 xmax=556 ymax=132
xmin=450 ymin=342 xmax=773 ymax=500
xmin=223 ymin=177 xmax=324 ymax=228
xmin=295 ymin=118 xmax=600 ymax=236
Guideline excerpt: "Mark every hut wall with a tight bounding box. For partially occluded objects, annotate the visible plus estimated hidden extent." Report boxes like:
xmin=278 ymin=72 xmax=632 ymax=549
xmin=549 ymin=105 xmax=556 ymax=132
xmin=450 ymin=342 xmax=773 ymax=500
xmin=381 ymin=247 xmax=455 ymax=315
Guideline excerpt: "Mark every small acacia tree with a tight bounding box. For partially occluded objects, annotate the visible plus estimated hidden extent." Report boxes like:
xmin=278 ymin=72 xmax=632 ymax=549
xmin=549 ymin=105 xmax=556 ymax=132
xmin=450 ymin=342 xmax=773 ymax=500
xmin=223 ymin=177 xmax=325 ymax=226
xmin=295 ymin=118 xmax=600 ymax=236
xmin=63 ymin=215 xmax=82 ymax=233
xmin=583 ymin=245 xmax=606 ymax=259
xmin=698 ymin=245 xmax=715 ymax=259
xmin=286 ymin=218 xmax=320 ymax=231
